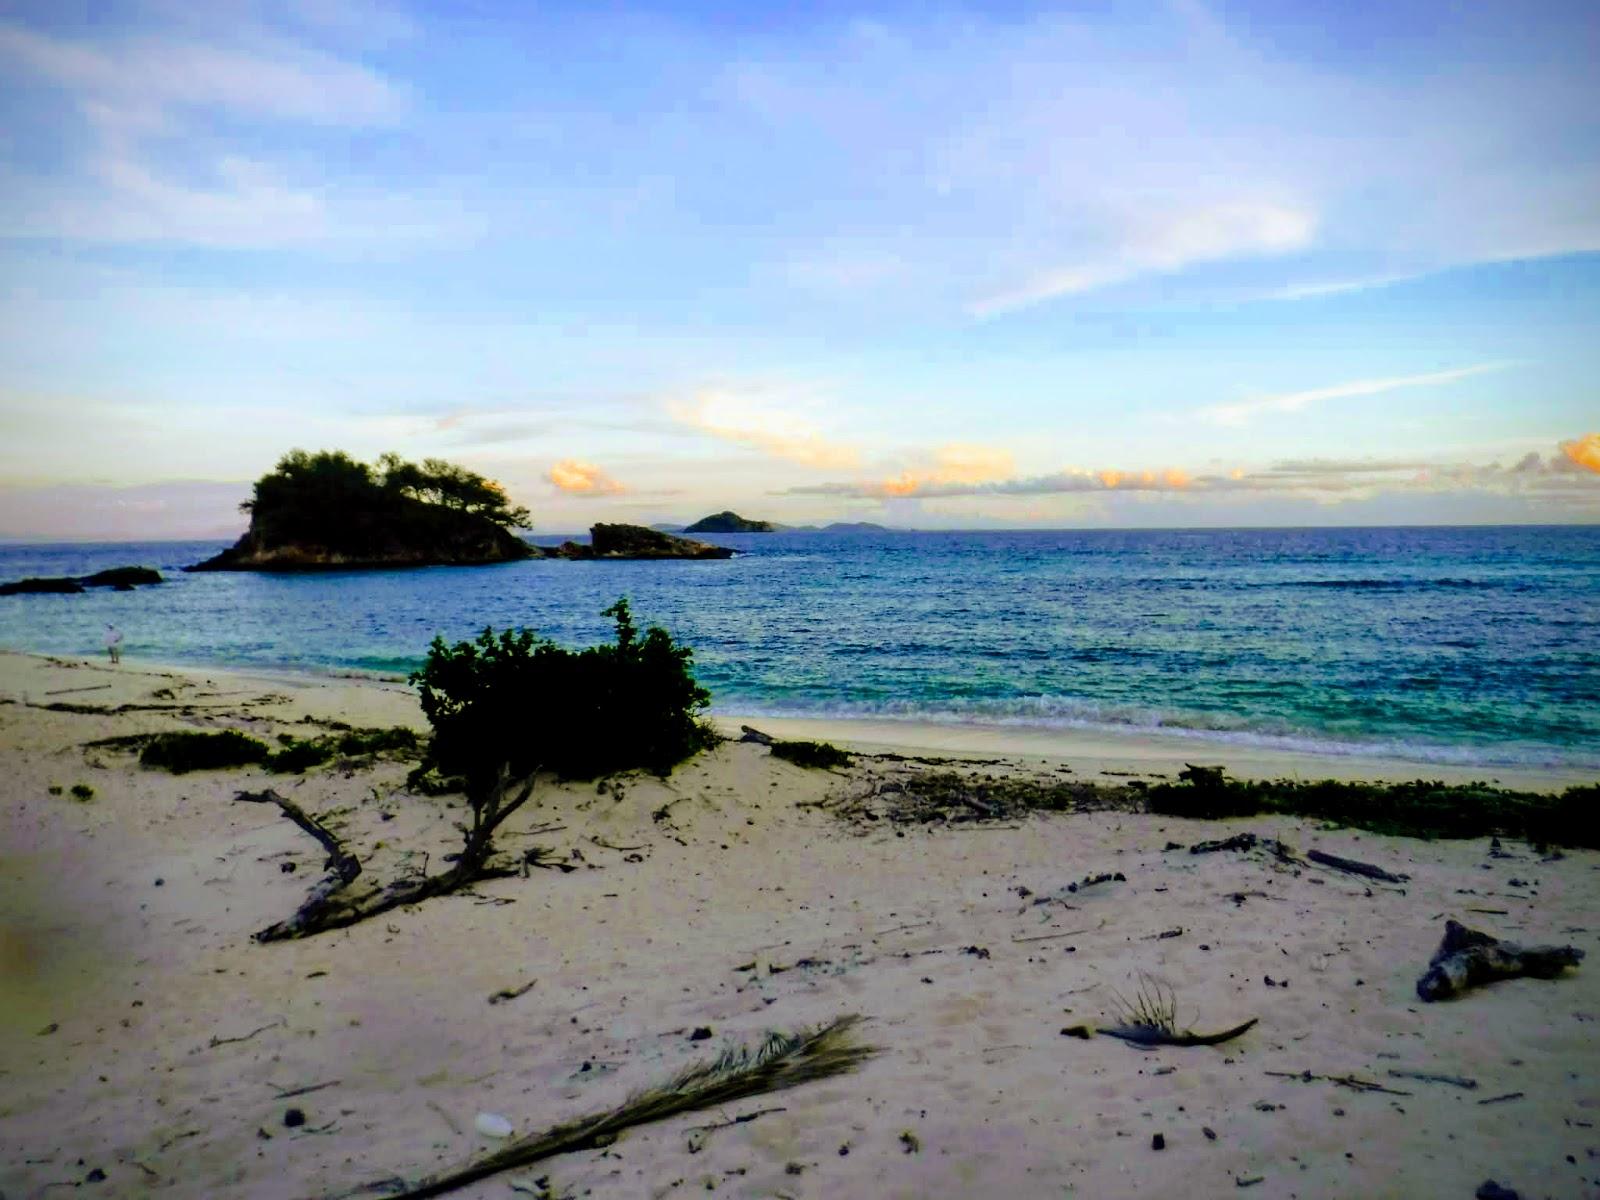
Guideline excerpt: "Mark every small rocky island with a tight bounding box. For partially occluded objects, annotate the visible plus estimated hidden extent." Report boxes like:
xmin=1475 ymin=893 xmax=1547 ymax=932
xmin=0 ymin=566 xmax=163 ymax=596
xmin=537 ymin=524 xmax=734 ymax=560
xmin=187 ymin=451 xmax=534 ymax=572
xmin=683 ymin=510 xmax=776 ymax=533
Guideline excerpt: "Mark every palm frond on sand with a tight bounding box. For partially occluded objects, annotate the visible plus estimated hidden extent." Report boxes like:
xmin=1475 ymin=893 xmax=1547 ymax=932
xmin=361 ymin=1014 xmax=874 ymax=1200
xmin=1102 ymin=976 xmax=1257 ymax=1048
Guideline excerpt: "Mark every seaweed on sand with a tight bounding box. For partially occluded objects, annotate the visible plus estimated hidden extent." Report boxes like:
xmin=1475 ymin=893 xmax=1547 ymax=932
xmin=1101 ymin=977 xmax=1257 ymax=1048
xmin=361 ymin=1015 xmax=875 ymax=1200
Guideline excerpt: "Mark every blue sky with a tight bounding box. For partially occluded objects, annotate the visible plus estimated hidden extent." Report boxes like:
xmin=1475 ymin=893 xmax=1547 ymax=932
xmin=0 ymin=0 xmax=1596 ymax=537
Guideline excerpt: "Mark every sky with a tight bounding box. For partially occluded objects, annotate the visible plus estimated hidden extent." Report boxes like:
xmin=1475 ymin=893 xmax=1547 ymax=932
xmin=0 ymin=0 xmax=1597 ymax=538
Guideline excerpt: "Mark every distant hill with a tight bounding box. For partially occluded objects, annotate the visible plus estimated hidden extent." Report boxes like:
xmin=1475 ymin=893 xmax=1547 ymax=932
xmin=822 ymin=521 xmax=890 ymax=533
xmin=684 ymin=511 xmax=776 ymax=533
xmin=187 ymin=450 xmax=532 ymax=572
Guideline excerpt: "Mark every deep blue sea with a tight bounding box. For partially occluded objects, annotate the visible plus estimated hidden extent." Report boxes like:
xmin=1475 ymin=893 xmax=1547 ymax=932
xmin=2 ymin=526 xmax=1597 ymax=772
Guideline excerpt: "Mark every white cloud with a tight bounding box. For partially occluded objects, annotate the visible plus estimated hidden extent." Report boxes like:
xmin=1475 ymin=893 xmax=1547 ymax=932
xmin=973 ymin=200 xmax=1317 ymax=316
xmin=668 ymin=389 xmax=861 ymax=469
xmin=1197 ymin=362 xmax=1517 ymax=427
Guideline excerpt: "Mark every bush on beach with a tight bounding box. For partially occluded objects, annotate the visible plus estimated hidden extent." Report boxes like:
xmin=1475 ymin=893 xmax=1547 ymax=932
xmin=410 ymin=597 xmax=714 ymax=788
xmin=1144 ymin=765 xmax=1600 ymax=848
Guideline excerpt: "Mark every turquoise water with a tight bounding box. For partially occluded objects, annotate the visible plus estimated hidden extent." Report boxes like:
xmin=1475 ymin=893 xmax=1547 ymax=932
xmin=2 ymin=526 xmax=1597 ymax=772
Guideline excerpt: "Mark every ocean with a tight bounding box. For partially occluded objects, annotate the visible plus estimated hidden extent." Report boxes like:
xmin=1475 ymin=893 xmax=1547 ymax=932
xmin=1 ymin=526 xmax=1597 ymax=773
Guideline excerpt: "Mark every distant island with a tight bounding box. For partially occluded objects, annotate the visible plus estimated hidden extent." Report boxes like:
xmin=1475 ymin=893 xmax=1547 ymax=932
xmin=187 ymin=451 xmax=533 ymax=572
xmin=683 ymin=511 xmax=776 ymax=533
xmin=819 ymin=521 xmax=889 ymax=533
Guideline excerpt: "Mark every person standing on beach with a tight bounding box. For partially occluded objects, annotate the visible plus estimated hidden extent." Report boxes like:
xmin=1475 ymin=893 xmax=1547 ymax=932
xmin=105 ymin=624 xmax=122 ymax=665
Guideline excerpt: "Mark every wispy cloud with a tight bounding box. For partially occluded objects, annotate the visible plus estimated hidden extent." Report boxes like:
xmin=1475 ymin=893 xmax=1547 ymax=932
xmin=0 ymin=24 xmax=404 ymax=126
xmin=668 ymin=389 xmax=860 ymax=469
xmin=0 ymin=17 xmax=419 ymax=248
xmin=548 ymin=459 xmax=627 ymax=495
xmin=789 ymin=440 xmax=1599 ymax=503
xmin=972 ymin=201 xmax=1317 ymax=316
xmin=1197 ymin=362 xmax=1516 ymax=427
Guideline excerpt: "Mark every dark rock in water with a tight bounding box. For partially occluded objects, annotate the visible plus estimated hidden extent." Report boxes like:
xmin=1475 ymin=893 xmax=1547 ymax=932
xmin=2 ymin=565 xmax=163 ymax=594
xmin=684 ymin=510 xmax=775 ymax=533
xmin=537 ymin=524 xmax=734 ymax=560
xmin=80 ymin=566 xmax=163 ymax=587
xmin=1475 ymin=1182 xmax=1520 ymax=1200
xmin=0 ymin=576 xmax=85 ymax=595
xmin=190 ymin=516 xmax=532 ymax=571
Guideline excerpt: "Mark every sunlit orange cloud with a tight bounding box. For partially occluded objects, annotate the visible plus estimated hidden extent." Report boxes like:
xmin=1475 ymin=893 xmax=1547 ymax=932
xmin=668 ymin=390 xmax=860 ymax=469
xmin=1562 ymin=433 xmax=1600 ymax=474
xmin=1097 ymin=467 xmax=1191 ymax=490
xmin=548 ymin=459 xmax=626 ymax=495
xmin=874 ymin=443 xmax=1015 ymax=495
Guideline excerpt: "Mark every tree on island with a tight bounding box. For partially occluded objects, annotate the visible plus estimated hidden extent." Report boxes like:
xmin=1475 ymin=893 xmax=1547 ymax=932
xmin=191 ymin=449 xmax=532 ymax=571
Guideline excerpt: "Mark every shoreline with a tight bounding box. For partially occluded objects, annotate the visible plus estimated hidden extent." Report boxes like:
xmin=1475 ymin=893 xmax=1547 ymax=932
xmin=3 ymin=649 xmax=1592 ymax=791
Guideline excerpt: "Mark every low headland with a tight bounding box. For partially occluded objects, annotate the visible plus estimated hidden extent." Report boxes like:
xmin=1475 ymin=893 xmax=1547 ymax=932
xmin=1 ymin=635 xmax=1595 ymax=1199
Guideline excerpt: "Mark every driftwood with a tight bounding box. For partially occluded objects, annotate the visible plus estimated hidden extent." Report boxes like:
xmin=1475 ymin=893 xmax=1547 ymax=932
xmin=1306 ymin=849 xmax=1408 ymax=884
xmin=241 ymin=766 xmax=537 ymax=942
xmin=236 ymin=790 xmax=363 ymax=938
xmin=1415 ymin=919 xmax=1584 ymax=1001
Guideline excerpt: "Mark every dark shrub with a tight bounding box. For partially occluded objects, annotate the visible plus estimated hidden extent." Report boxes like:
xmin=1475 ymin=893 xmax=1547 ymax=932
xmin=140 ymin=730 xmax=270 ymax=773
xmin=771 ymin=739 xmax=852 ymax=769
xmin=336 ymin=726 xmax=421 ymax=757
xmin=1144 ymin=764 xmax=1267 ymax=820
xmin=266 ymin=739 xmax=336 ymax=774
xmin=411 ymin=598 xmax=713 ymax=788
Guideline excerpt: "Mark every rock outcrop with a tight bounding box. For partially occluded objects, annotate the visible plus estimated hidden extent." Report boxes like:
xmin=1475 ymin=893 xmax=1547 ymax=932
xmin=188 ymin=515 xmax=532 ymax=572
xmin=537 ymin=524 xmax=734 ymax=560
xmin=1 ymin=566 xmax=163 ymax=596
xmin=683 ymin=511 xmax=776 ymax=534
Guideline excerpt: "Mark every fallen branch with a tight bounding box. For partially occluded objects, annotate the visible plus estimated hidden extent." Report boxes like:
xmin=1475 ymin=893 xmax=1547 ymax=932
xmin=357 ymin=1015 xmax=874 ymax=1200
xmin=243 ymin=766 xmax=539 ymax=942
xmin=273 ymin=1079 xmax=341 ymax=1099
xmin=1306 ymin=849 xmax=1408 ymax=884
xmin=207 ymin=1019 xmax=283 ymax=1049
xmin=1264 ymin=1070 xmax=1410 ymax=1096
xmin=1416 ymin=919 xmax=1584 ymax=1002
xmin=1477 ymin=1091 xmax=1525 ymax=1106
xmin=1011 ymin=926 xmax=1094 ymax=945
xmin=1386 ymin=1069 xmax=1477 ymax=1090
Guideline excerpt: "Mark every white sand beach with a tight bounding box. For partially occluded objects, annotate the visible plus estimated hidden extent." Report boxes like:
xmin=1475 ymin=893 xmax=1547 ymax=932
xmin=2 ymin=651 xmax=1596 ymax=1199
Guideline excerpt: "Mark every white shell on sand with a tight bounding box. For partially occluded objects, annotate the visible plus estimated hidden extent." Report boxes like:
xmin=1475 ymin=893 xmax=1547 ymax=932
xmin=474 ymin=1112 xmax=513 ymax=1139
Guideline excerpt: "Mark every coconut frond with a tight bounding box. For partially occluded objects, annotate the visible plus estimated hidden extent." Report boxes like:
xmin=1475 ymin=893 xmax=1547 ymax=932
xmin=1099 ymin=976 xmax=1256 ymax=1048
xmin=366 ymin=1014 xmax=873 ymax=1200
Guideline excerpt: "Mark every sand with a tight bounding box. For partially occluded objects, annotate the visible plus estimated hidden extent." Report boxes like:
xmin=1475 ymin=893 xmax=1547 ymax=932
xmin=2 ymin=651 xmax=1596 ymax=1199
